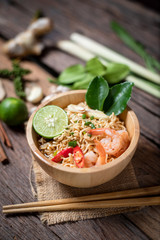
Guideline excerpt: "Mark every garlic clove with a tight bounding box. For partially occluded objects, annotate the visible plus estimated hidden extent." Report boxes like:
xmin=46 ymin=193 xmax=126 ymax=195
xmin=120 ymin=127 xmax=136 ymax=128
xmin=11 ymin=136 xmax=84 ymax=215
xmin=26 ymin=85 xmax=43 ymax=104
xmin=0 ymin=80 xmax=6 ymax=101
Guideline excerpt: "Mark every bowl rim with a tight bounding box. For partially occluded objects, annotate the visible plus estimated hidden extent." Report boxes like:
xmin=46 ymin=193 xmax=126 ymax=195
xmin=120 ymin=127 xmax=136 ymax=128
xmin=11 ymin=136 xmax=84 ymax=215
xmin=26 ymin=90 xmax=140 ymax=174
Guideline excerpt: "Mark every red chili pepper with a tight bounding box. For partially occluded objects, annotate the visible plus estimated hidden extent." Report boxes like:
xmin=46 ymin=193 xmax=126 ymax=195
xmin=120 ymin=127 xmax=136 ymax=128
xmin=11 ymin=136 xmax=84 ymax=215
xmin=73 ymin=146 xmax=84 ymax=168
xmin=51 ymin=147 xmax=73 ymax=162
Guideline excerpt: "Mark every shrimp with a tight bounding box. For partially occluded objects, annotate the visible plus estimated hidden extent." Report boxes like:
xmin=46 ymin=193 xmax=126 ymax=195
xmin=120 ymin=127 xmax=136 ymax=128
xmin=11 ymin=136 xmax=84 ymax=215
xmin=88 ymin=128 xmax=130 ymax=158
xmin=94 ymin=140 xmax=107 ymax=166
xmin=84 ymin=140 xmax=107 ymax=167
xmin=84 ymin=151 xmax=97 ymax=167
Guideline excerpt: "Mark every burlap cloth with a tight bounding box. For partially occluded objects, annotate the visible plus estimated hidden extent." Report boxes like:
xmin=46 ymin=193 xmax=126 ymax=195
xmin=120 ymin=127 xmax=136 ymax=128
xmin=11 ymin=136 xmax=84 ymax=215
xmin=32 ymin=158 xmax=139 ymax=225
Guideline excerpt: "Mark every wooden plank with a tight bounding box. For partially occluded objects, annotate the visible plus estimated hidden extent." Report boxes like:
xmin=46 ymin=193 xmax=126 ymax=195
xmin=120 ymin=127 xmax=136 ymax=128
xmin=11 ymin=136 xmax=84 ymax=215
xmin=50 ymin=215 xmax=150 ymax=240
xmin=126 ymin=206 xmax=160 ymax=240
xmin=128 ymin=101 xmax=160 ymax=145
xmin=14 ymin=0 xmax=160 ymax=57
xmin=123 ymin=135 xmax=160 ymax=239
xmin=131 ymin=135 xmax=160 ymax=186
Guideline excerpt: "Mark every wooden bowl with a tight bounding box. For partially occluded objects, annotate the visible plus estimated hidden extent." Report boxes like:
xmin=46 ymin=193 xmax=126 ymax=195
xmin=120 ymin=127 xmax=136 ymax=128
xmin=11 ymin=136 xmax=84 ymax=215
xmin=26 ymin=90 xmax=140 ymax=188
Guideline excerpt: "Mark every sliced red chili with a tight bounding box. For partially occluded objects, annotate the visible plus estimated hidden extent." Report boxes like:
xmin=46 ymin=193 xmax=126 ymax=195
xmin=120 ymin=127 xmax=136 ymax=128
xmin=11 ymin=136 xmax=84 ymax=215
xmin=51 ymin=147 xmax=73 ymax=163
xmin=73 ymin=146 xmax=84 ymax=168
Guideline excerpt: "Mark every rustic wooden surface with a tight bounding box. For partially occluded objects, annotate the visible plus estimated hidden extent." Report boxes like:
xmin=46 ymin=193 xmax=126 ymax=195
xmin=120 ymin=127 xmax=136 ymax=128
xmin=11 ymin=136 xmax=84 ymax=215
xmin=0 ymin=0 xmax=160 ymax=239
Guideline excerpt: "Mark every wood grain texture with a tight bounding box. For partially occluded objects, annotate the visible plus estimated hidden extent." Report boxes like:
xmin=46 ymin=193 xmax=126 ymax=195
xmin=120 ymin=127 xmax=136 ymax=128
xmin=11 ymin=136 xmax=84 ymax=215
xmin=0 ymin=0 xmax=160 ymax=239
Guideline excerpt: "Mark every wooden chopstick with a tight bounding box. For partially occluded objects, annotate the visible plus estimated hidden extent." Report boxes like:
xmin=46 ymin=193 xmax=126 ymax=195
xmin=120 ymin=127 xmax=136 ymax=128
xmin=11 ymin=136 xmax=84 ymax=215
xmin=3 ymin=186 xmax=160 ymax=211
xmin=2 ymin=196 xmax=160 ymax=214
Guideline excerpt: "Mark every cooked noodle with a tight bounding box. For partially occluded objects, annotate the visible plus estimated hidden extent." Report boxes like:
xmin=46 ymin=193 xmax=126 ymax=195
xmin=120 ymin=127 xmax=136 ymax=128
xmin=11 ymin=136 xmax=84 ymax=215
xmin=38 ymin=102 xmax=126 ymax=168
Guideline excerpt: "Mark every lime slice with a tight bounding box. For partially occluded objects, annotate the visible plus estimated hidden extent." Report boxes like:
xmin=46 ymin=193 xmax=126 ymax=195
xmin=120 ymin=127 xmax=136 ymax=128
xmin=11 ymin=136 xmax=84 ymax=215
xmin=33 ymin=105 xmax=68 ymax=138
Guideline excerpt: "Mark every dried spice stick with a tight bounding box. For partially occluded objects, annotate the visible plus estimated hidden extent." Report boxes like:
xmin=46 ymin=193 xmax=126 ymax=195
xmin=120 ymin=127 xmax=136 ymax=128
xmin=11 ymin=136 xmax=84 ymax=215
xmin=0 ymin=122 xmax=12 ymax=148
xmin=0 ymin=143 xmax=7 ymax=162
xmin=0 ymin=127 xmax=5 ymax=144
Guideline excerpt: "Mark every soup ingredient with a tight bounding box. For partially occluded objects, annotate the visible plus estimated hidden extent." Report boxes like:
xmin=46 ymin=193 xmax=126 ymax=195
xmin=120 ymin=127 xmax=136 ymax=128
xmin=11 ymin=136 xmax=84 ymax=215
xmin=70 ymin=33 xmax=160 ymax=85
xmin=85 ymin=109 xmax=109 ymax=119
xmin=104 ymin=82 xmax=134 ymax=116
xmin=3 ymin=18 xmax=52 ymax=58
xmin=51 ymin=147 xmax=73 ymax=163
xmin=58 ymin=64 xmax=85 ymax=84
xmin=73 ymin=146 xmax=84 ymax=168
xmin=111 ymin=21 xmax=160 ymax=73
xmin=33 ymin=105 xmax=68 ymax=138
xmin=66 ymin=103 xmax=109 ymax=119
xmin=57 ymin=39 xmax=160 ymax=98
xmin=25 ymin=85 xmax=43 ymax=103
xmin=85 ymin=76 xmax=109 ymax=111
xmin=127 ymin=75 xmax=160 ymax=99
xmin=104 ymin=63 xmax=130 ymax=84
xmin=14 ymin=76 xmax=26 ymax=98
xmin=86 ymin=76 xmax=134 ymax=115
xmin=0 ymin=80 xmax=6 ymax=101
xmin=68 ymin=140 xmax=77 ymax=147
xmin=0 ymin=61 xmax=31 ymax=98
xmin=82 ymin=114 xmax=86 ymax=119
xmin=84 ymin=151 xmax=97 ymax=167
xmin=0 ymin=97 xmax=28 ymax=126
xmin=67 ymin=104 xmax=85 ymax=113
xmin=52 ymin=56 xmax=129 ymax=88
xmin=85 ymin=57 xmax=107 ymax=75
xmin=94 ymin=140 xmax=106 ymax=166
xmin=38 ymin=102 xmax=127 ymax=168
xmin=88 ymin=128 xmax=130 ymax=158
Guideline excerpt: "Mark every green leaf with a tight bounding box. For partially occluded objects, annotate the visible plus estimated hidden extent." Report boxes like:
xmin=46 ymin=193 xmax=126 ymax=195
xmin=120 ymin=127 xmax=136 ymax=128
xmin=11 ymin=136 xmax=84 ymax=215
xmin=85 ymin=57 xmax=107 ymax=75
xmin=104 ymin=63 xmax=130 ymax=84
xmin=104 ymin=82 xmax=134 ymax=115
xmin=58 ymin=64 xmax=85 ymax=84
xmin=111 ymin=21 xmax=160 ymax=72
xmin=72 ymin=73 xmax=94 ymax=89
xmin=85 ymin=76 xmax=109 ymax=110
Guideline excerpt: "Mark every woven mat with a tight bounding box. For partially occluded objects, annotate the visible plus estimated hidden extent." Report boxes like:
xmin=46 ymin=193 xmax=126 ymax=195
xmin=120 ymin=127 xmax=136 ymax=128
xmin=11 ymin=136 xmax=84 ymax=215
xmin=32 ymin=158 xmax=139 ymax=225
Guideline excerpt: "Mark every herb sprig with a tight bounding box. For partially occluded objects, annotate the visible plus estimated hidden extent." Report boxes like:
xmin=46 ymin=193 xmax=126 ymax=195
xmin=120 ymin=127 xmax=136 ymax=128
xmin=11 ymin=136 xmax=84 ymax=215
xmin=0 ymin=61 xmax=31 ymax=98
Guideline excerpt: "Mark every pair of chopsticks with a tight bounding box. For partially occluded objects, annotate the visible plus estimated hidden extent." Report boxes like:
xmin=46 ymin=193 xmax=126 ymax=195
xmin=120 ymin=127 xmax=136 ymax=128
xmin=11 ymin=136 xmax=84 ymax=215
xmin=3 ymin=186 xmax=160 ymax=214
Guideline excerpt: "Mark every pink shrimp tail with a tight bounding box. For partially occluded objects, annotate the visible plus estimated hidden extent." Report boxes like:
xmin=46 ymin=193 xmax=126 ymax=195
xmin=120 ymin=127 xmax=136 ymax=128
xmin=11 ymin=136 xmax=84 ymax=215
xmin=94 ymin=140 xmax=106 ymax=166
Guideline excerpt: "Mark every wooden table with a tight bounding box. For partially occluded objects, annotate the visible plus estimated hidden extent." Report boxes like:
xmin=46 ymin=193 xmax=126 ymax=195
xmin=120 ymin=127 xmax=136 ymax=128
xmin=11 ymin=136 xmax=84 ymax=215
xmin=0 ymin=0 xmax=160 ymax=239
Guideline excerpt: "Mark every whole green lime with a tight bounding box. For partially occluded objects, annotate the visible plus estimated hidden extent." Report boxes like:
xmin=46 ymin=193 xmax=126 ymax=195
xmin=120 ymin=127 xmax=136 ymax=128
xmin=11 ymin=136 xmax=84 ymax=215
xmin=0 ymin=97 xmax=28 ymax=126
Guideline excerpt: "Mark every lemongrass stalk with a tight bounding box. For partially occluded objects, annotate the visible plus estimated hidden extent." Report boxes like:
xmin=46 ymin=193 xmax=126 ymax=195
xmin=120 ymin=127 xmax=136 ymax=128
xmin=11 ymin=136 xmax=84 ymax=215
xmin=57 ymin=40 xmax=108 ymax=65
xmin=70 ymin=33 xmax=160 ymax=85
xmin=127 ymin=75 xmax=160 ymax=98
xmin=57 ymin=40 xmax=95 ymax=61
xmin=57 ymin=40 xmax=160 ymax=98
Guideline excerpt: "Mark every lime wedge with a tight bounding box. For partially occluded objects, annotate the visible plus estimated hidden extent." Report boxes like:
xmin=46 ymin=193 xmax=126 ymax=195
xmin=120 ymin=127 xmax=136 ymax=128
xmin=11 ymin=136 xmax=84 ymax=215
xmin=33 ymin=105 xmax=68 ymax=138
